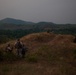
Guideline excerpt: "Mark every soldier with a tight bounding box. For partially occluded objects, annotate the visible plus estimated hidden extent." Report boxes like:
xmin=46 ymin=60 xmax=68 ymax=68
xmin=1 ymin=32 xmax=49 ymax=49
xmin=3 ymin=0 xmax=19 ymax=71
xmin=15 ymin=39 xmax=23 ymax=57
xmin=5 ymin=43 xmax=13 ymax=52
xmin=21 ymin=44 xmax=27 ymax=58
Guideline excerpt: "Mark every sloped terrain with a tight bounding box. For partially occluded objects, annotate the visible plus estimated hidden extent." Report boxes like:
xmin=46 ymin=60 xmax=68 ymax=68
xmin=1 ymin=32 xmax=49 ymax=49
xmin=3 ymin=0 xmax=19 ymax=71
xmin=0 ymin=32 xmax=76 ymax=75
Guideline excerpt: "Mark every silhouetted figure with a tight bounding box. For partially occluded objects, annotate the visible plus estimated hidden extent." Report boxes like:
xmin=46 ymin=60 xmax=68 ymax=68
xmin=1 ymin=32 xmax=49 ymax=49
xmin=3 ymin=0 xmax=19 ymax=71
xmin=15 ymin=39 xmax=23 ymax=57
xmin=21 ymin=44 xmax=27 ymax=58
xmin=5 ymin=43 xmax=13 ymax=53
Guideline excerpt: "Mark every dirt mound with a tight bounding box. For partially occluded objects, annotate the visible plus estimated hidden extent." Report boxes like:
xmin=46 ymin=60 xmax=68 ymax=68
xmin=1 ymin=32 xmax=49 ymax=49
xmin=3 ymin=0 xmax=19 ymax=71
xmin=21 ymin=32 xmax=56 ymax=43
xmin=0 ymin=32 xmax=76 ymax=51
xmin=21 ymin=32 xmax=76 ymax=50
xmin=20 ymin=32 xmax=76 ymax=61
xmin=21 ymin=32 xmax=76 ymax=44
xmin=51 ymin=34 xmax=75 ymax=43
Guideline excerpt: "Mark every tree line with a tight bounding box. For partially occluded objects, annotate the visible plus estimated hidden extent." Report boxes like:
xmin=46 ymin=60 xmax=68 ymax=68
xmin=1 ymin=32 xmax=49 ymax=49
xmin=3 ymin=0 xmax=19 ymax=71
xmin=0 ymin=27 xmax=76 ymax=44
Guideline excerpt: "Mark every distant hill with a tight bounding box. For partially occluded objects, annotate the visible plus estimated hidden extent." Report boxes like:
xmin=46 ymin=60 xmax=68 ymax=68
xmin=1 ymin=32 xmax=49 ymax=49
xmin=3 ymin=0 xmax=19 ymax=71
xmin=0 ymin=18 xmax=76 ymax=35
xmin=0 ymin=18 xmax=34 ymax=25
xmin=0 ymin=18 xmax=56 ymax=30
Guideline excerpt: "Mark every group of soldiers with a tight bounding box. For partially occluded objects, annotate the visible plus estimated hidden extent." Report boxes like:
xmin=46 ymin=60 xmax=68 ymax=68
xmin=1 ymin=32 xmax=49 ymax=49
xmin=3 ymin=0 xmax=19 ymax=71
xmin=5 ymin=39 xmax=27 ymax=58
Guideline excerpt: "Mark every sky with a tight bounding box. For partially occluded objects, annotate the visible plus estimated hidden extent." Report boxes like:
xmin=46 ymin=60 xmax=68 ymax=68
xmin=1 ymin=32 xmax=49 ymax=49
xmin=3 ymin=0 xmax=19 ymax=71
xmin=0 ymin=0 xmax=76 ymax=24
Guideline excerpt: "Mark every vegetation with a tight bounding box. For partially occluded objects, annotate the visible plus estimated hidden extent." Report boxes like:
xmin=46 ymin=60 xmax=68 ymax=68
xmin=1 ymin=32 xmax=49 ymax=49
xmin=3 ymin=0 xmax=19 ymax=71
xmin=0 ymin=18 xmax=76 ymax=74
xmin=0 ymin=29 xmax=43 ymax=44
xmin=0 ymin=31 xmax=76 ymax=75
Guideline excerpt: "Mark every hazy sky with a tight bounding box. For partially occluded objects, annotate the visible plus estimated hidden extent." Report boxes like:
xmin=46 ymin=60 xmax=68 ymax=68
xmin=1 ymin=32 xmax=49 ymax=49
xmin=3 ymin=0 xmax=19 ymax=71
xmin=0 ymin=0 xmax=76 ymax=24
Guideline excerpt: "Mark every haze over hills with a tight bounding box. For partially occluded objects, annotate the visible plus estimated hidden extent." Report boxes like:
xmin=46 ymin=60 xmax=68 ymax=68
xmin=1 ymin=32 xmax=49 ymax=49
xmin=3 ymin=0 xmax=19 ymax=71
xmin=0 ymin=18 xmax=56 ymax=30
xmin=0 ymin=18 xmax=55 ymax=25
xmin=0 ymin=18 xmax=34 ymax=25
xmin=0 ymin=18 xmax=76 ymax=35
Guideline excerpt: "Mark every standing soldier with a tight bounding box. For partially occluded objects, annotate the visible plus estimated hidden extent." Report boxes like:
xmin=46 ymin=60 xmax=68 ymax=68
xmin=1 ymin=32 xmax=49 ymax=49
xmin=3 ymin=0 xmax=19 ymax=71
xmin=15 ymin=39 xmax=23 ymax=57
xmin=21 ymin=44 xmax=27 ymax=58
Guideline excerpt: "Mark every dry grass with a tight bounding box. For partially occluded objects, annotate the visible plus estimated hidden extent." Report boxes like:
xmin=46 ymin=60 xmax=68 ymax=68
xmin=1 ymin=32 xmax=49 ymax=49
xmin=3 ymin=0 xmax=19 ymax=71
xmin=0 ymin=32 xmax=76 ymax=75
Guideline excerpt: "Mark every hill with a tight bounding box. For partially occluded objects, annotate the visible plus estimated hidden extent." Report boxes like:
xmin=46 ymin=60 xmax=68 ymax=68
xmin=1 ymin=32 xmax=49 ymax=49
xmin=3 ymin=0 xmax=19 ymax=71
xmin=0 ymin=18 xmax=76 ymax=36
xmin=0 ymin=18 xmax=34 ymax=25
xmin=0 ymin=32 xmax=76 ymax=75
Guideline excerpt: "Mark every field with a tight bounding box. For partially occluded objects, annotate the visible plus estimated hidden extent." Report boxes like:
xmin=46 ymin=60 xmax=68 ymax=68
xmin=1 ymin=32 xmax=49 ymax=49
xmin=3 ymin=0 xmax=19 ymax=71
xmin=0 ymin=32 xmax=76 ymax=75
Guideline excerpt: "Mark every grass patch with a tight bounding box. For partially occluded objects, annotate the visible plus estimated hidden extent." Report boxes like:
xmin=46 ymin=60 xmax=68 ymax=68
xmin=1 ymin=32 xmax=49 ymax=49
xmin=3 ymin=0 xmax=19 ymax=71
xmin=0 ymin=49 xmax=19 ymax=62
xmin=0 ymin=65 xmax=10 ymax=75
xmin=26 ymin=54 xmax=38 ymax=63
xmin=36 ymin=45 xmax=56 ymax=61
xmin=73 ymin=49 xmax=76 ymax=59
xmin=2 ymin=66 xmax=10 ymax=72
xmin=3 ymin=52 xmax=18 ymax=61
